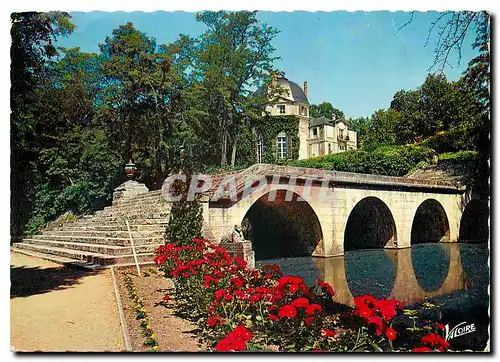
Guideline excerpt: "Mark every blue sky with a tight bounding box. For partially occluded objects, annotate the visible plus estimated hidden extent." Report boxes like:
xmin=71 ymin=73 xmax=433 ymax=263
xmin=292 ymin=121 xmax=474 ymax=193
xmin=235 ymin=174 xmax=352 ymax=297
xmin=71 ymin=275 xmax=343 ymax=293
xmin=57 ymin=11 xmax=479 ymax=119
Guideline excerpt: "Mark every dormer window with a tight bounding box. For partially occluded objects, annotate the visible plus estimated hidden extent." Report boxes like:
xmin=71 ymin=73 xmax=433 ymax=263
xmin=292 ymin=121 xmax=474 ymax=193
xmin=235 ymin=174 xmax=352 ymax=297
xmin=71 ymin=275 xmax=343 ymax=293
xmin=278 ymin=105 xmax=286 ymax=114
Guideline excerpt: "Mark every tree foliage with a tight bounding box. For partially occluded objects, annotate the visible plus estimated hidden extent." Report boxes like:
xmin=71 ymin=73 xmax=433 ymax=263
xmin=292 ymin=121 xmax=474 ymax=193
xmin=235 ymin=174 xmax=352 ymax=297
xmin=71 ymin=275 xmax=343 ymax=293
xmin=310 ymin=102 xmax=344 ymax=120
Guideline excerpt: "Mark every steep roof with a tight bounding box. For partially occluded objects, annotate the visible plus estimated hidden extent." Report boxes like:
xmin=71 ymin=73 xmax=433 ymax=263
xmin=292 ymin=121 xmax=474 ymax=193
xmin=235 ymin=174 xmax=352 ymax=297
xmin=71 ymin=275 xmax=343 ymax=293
xmin=309 ymin=117 xmax=350 ymax=129
xmin=255 ymin=76 xmax=309 ymax=105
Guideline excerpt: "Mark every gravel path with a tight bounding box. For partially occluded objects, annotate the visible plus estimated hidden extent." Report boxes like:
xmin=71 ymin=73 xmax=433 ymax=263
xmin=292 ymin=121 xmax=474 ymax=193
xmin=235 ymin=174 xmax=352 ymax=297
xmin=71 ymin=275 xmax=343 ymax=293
xmin=10 ymin=252 xmax=124 ymax=352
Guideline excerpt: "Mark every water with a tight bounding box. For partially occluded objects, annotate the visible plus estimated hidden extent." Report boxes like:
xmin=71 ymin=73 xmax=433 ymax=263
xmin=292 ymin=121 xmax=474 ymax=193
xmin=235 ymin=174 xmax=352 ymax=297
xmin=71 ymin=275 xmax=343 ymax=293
xmin=256 ymin=243 xmax=490 ymax=351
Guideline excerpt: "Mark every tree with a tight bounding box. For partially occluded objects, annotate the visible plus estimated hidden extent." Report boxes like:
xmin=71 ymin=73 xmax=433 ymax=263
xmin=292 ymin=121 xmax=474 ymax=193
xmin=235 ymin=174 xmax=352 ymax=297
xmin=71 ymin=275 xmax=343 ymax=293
xmin=347 ymin=116 xmax=370 ymax=149
xmin=399 ymin=11 xmax=489 ymax=72
xmin=10 ymin=12 xmax=75 ymax=238
xmin=189 ymin=11 xmax=280 ymax=167
xmin=310 ymin=102 xmax=344 ymax=120
xmin=389 ymin=74 xmax=481 ymax=149
xmin=364 ymin=109 xmax=401 ymax=147
xmin=97 ymin=22 xmax=189 ymax=187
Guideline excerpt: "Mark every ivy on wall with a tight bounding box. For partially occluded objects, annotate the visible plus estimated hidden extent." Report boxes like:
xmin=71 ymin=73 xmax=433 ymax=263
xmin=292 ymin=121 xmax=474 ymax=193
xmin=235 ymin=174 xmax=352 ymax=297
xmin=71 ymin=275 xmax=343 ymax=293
xmin=252 ymin=115 xmax=300 ymax=164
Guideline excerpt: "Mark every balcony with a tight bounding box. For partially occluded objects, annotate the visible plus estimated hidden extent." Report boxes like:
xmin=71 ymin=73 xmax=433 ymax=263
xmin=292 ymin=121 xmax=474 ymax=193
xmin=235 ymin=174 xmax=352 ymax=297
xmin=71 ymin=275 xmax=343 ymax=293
xmin=337 ymin=134 xmax=350 ymax=142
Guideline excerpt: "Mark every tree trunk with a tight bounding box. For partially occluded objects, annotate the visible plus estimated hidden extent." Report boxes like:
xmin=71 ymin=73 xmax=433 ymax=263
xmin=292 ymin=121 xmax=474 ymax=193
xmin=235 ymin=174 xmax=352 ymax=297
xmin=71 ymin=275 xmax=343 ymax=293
xmin=221 ymin=106 xmax=229 ymax=167
xmin=231 ymin=139 xmax=237 ymax=167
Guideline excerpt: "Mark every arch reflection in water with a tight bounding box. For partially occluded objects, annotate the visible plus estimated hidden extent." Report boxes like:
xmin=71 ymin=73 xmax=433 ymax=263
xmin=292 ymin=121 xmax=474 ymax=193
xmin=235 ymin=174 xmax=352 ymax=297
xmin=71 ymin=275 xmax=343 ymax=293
xmin=313 ymin=243 xmax=469 ymax=308
xmin=411 ymin=243 xmax=451 ymax=292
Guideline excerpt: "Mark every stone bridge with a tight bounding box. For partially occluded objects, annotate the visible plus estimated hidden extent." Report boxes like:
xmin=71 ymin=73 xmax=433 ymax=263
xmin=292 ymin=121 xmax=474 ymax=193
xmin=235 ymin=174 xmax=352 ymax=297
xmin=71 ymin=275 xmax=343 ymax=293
xmin=191 ymin=164 xmax=487 ymax=260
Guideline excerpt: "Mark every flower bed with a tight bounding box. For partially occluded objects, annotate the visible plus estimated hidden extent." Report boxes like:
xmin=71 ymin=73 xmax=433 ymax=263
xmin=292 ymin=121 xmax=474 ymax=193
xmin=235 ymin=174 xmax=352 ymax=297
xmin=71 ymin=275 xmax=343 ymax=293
xmin=123 ymin=274 xmax=159 ymax=352
xmin=154 ymin=238 xmax=450 ymax=352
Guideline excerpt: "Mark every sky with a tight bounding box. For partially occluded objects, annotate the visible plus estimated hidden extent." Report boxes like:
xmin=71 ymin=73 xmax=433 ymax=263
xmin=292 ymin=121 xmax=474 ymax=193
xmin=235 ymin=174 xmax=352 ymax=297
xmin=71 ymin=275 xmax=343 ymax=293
xmin=56 ymin=11 xmax=479 ymax=119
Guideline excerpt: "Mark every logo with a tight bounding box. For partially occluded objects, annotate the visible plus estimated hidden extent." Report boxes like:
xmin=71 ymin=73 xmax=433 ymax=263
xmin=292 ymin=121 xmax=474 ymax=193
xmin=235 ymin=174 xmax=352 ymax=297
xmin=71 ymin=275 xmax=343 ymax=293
xmin=445 ymin=322 xmax=476 ymax=341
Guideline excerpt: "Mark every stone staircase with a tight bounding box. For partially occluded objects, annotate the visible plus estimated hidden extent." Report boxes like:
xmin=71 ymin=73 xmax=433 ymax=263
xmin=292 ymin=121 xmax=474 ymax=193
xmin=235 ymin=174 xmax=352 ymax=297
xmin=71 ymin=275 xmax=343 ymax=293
xmin=11 ymin=188 xmax=171 ymax=269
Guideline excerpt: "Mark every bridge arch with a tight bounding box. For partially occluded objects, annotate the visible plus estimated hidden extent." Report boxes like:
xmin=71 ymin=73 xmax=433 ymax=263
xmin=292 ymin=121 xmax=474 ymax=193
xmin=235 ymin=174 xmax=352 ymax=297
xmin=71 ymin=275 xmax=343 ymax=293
xmin=459 ymin=199 xmax=489 ymax=243
xmin=240 ymin=189 xmax=323 ymax=260
xmin=411 ymin=199 xmax=450 ymax=245
xmin=344 ymin=196 xmax=397 ymax=251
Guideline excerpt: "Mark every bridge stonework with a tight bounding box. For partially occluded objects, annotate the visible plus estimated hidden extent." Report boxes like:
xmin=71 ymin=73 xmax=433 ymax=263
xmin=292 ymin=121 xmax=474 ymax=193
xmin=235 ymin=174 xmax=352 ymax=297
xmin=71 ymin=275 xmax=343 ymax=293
xmin=200 ymin=164 xmax=468 ymax=259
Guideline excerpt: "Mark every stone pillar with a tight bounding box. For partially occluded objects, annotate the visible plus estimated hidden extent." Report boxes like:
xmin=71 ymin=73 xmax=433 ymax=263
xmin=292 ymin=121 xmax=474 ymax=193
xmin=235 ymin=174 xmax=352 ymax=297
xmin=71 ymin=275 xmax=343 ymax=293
xmin=219 ymin=241 xmax=255 ymax=269
xmin=112 ymin=180 xmax=149 ymax=201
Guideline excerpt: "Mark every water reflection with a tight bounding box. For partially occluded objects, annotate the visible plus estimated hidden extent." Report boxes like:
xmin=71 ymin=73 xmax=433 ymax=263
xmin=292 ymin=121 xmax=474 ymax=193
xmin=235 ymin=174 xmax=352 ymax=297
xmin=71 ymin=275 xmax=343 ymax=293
xmin=256 ymin=243 xmax=489 ymax=350
xmin=256 ymin=243 xmax=483 ymax=309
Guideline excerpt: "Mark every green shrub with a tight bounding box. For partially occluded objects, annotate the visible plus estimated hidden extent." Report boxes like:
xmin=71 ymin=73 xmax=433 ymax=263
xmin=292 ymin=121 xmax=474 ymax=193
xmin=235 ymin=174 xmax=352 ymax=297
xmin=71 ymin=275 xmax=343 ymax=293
xmin=165 ymin=176 xmax=203 ymax=245
xmin=292 ymin=145 xmax=435 ymax=177
xmin=439 ymin=150 xmax=478 ymax=162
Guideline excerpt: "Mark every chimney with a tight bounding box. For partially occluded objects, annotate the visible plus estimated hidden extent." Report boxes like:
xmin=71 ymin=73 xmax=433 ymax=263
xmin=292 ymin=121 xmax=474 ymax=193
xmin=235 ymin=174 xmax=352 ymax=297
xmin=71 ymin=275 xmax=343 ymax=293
xmin=303 ymin=81 xmax=308 ymax=96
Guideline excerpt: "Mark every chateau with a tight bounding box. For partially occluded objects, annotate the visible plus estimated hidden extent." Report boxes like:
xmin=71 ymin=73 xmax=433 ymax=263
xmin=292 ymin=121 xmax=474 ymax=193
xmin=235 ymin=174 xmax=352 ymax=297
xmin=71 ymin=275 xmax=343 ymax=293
xmin=255 ymin=73 xmax=357 ymax=161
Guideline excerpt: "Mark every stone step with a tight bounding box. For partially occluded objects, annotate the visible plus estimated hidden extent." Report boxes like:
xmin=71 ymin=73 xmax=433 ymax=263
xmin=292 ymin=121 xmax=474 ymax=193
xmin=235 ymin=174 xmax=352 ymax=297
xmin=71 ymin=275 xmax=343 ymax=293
xmin=94 ymin=207 xmax=170 ymax=217
xmin=11 ymin=247 xmax=101 ymax=269
xmin=73 ymin=218 xmax=169 ymax=226
xmin=80 ymin=212 xmax=170 ymax=221
xmin=21 ymin=238 xmax=161 ymax=256
xmin=31 ymin=234 xmax=160 ymax=247
xmin=41 ymin=229 xmax=164 ymax=239
xmin=105 ymin=199 xmax=170 ymax=210
xmin=111 ymin=192 xmax=165 ymax=206
xmin=12 ymin=243 xmax=156 ymax=266
xmin=53 ymin=224 xmax=166 ymax=232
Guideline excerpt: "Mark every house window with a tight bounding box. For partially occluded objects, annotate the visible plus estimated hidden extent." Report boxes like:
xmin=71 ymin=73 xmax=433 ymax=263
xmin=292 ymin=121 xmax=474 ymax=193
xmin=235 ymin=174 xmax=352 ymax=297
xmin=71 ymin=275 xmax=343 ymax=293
xmin=256 ymin=135 xmax=265 ymax=163
xmin=312 ymin=128 xmax=318 ymax=138
xmin=278 ymin=105 xmax=286 ymax=114
xmin=339 ymin=144 xmax=345 ymax=151
xmin=328 ymin=143 xmax=332 ymax=154
xmin=339 ymin=128 xmax=344 ymax=138
xmin=277 ymin=131 xmax=287 ymax=159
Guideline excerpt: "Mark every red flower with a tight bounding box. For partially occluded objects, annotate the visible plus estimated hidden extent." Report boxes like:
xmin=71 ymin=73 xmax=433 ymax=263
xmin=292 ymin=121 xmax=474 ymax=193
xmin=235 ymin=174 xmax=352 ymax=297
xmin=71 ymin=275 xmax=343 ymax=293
xmin=412 ymin=347 xmax=432 ymax=352
xmin=320 ymin=328 xmax=337 ymax=338
xmin=354 ymin=295 xmax=376 ymax=309
xmin=374 ymin=300 xmax=397 ymax=321
xmin=229 ymin=325 xmax=253 ymax=341
xmin=304 ymin=316 xmax=315 ymax=325
xmin=291 ymin=297 xmax=310 ymax=308
xmin=317 ymin=279 xmax=335 ymax=296
xmin=268 ymin=315 xmax=278 ymax=321
xmin=385 ymin=327 xmax=397 ymax=341
xmin=215 ymin=337 xmax=246 ymax=352
xmin=421 ymin=333 xmax=450 ymax=351
xmin=278 ymin=305 xmax=297 ymax=319
xmin=305 ymin=304 xmax=322 ymax=315
xmin=368 ymin=316 xmax=384 ymax=335
xmin=278 ymin=276 xmax=303 ymax=287
xmin=208 ymin=316 xmax=218 ymax=327
xmin=214 ymin=289 xmax=226 ymax=299
xmin=248 ymin=294 xmax=262 ymax=303
xmin=162 ymin=295 xmax=170 ymax=302
xmin=231 ymin=277 xmax=246 ymax=289
xmin=153 ymin=254 xmax=166 ymax=265
xmin=355 ymin=304 xmax=373 ymax=319
xmin=289 ymin=283 xmax=299 ymax=293
xmin=435 ymin=322 xmax=445 ymax=330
